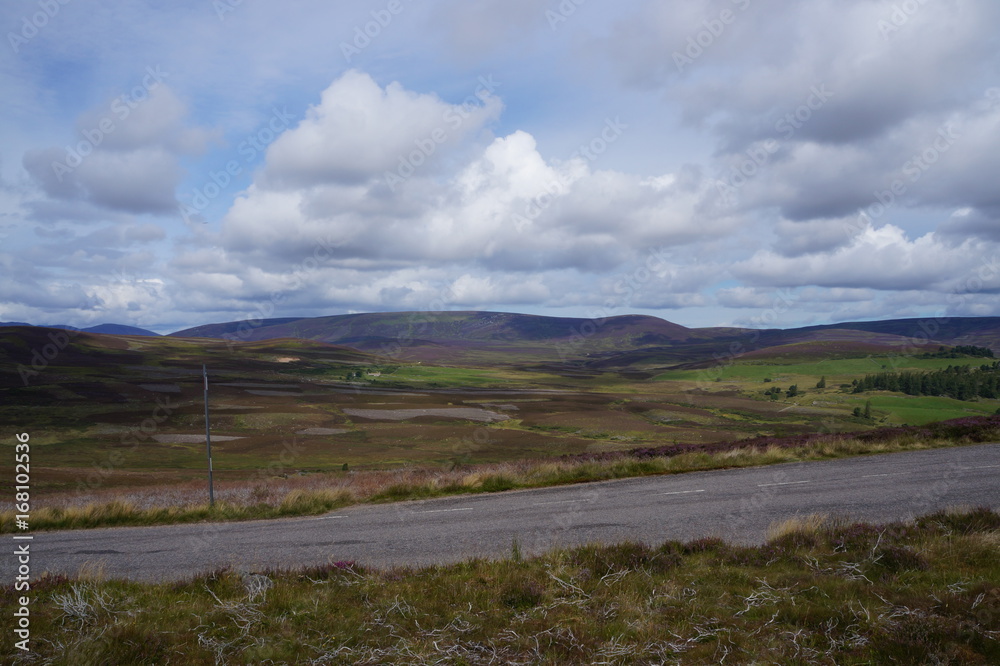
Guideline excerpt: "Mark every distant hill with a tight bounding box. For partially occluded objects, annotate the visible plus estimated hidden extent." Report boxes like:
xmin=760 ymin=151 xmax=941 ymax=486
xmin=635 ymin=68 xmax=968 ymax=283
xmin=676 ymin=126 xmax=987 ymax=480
xmin=81 ymin=324 xmax=161 ymax=336
xmin=170 ymin=311 xmax=692 ymax=363
xmin=169 ymin=312 xmax=1000 ymax=366
xmin=0 ymin=326 xmax=374 ymax=390
xmin=4 ymin=311 xmax=1000 ymax=371
xmin=793 ymin=317 xmax=1000 ymax=350
xmin=168 ymin=317 xmax=303 ymax=339
xmin=0 ymin=322 xmax=161 ymax=337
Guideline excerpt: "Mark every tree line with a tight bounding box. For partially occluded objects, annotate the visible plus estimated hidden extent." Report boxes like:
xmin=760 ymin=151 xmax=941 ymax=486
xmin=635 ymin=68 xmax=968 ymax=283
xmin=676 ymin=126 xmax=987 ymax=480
xmin=918 ymin=345 xmax=995 ymax=359
xmin=852 ymin=362 xmax=1000 ymax=401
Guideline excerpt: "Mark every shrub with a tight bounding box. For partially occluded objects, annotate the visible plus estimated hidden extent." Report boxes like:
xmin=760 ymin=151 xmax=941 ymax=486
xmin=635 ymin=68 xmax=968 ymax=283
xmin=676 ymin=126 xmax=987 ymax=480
xmin=500 ymin=579 xmax=546 ymax=609
xmin=479 ymin=475 xmax=516 ymax=493
xmin=683 ymin=537 xmax=727 ymax=554
xmin=873 ymin=545 xmax=929 ymax=575
xmin=915 ymin=506 xmax=1000 ymax=534
xmin=571 ymin=542 xmax=656 ymax=576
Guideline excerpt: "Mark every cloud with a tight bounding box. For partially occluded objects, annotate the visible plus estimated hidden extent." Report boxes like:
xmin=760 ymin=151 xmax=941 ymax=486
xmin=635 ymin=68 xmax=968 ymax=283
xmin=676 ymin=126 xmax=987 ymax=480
xmin=169 ymin=70 xmax=753 ymax=323
xmin=74 ymin=85 xmax=214 ymax=155
xmin=598 ymin=0 xmax=1000 ymax=230
xmin=23 ymin=146 xmax=181 ymax=215
xmin=428 ymin=0 xmax=549 ymax=57
xmin=21 ymin=85 xmax=209 ymax=216
xmin=938 ymin=208 xmax=1000 ymax=242
xmin=771 ymin=217 xmax=858 ymax=257
xmin=218 ymin=73 xmax=735 ymax=293
xmin=447 ymin=272 xmax=551 ymax=306
xmin=734 ymin=223 xmax=995 ymax=292
xmin=602 ymin=0 xmax=999 ymax=145
xmin=715 ymin=286 xmax=783 ymax=310
xmin=261 ymin=70 xmax=503 ymax=188
xmin=0 ymin=278 xmax=94 ymax=310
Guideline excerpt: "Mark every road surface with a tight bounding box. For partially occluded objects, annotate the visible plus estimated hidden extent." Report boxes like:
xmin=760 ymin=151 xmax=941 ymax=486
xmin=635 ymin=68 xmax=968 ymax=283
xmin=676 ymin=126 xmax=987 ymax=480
xmin=8 ymin=443 xmax=999 ymax=582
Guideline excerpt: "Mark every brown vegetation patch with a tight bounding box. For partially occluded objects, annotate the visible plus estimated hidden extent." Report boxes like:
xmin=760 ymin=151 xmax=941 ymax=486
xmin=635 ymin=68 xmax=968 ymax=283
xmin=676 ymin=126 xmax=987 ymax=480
xmin=295 ymin=428 xmax=349 ymax=435
xmin=343 ymin=407 xmax=510 ymax=422
xmin=152 ymin=434 xmax=245 ymax=444
xmin=138 ymin=383 xmax=181 ymax=393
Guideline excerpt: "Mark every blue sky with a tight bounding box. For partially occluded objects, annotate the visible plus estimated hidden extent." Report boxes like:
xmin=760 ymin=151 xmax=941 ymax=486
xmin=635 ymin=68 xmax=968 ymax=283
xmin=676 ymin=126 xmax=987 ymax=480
xmin=2 ymin=0 xmax=999 ymax=334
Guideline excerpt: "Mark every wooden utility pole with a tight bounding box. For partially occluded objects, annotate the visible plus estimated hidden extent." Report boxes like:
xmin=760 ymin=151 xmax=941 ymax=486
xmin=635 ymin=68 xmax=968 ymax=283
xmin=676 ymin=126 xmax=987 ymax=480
xmin=203 ymin=364 xmax=214 ymax=506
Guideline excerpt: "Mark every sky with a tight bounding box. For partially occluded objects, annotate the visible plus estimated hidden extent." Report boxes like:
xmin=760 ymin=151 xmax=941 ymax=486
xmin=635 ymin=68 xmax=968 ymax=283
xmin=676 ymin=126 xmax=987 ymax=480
xmin=1 ymin=0 xmax=998 ymax=335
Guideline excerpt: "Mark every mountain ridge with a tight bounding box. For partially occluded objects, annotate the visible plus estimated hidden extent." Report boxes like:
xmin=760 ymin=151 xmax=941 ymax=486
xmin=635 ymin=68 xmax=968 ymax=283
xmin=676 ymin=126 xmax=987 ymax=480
xmin=0 ymin=322 xmax=161 ymax=336
xmin=167 ymin=311 xmax=1000 ymax=365
xmin=5 ymin=312 xmax=999 ymax=366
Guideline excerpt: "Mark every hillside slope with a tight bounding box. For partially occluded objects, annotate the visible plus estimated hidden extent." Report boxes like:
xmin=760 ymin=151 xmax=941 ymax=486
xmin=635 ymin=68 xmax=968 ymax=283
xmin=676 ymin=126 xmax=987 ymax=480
xmin=168 ymin=312 xmax=1000 ymax=366
xmin=0 ymin=322 xmax=161 ymax=336
xmin=171 ymin=311 xmax=692 ymax=363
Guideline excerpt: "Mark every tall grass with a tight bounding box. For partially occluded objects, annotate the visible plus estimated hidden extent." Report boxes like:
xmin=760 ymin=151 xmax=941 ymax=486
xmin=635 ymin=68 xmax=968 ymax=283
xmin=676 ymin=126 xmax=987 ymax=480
xmin=14 ymin=489 xmax=354 ymax=532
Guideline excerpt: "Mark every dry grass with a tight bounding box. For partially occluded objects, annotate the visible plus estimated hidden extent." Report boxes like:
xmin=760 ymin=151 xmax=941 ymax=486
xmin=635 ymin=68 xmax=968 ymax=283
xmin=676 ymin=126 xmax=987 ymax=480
xmin=766 ymin=513 xmax=829 ymax=542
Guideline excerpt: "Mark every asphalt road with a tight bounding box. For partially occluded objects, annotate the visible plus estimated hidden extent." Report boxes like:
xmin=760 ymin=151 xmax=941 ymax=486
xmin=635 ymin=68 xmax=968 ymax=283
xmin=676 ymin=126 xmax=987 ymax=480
xmin=9 ymin=443 xmax=1000 ymax=582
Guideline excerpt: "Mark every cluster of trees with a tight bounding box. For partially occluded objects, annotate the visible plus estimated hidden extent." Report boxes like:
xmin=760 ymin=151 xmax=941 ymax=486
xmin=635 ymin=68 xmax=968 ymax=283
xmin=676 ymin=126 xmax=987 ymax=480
xmin=918 ymin=345 xmax=995 ymax=359
xmin=762 ymin=384 xmax=799 ymax=400
xmin=852 ymin=362 xmax=1000 ymax=401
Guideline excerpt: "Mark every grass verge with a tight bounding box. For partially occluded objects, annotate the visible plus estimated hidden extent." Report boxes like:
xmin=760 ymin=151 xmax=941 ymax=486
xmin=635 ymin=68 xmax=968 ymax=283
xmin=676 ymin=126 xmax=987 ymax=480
xmin=2 ymin=507 xmax=998 ymax=664
xmin=1 ymin=490 xmax=354 ymax=533
xmin=3 ymin=415 xmax=998 ymax=533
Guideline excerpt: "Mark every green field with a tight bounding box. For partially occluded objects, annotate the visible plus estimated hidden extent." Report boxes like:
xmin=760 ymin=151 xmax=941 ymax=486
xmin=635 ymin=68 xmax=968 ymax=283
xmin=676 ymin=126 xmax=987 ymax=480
xmin=655 ymin=356 xmax=987 ymax=383
xmin=864 ymin=394 xmax=998 ymax=425
xmin=654 ymin=355 xmax=1000 ymax=426
xmin=357 ymin=364 xmax=540 ymax=387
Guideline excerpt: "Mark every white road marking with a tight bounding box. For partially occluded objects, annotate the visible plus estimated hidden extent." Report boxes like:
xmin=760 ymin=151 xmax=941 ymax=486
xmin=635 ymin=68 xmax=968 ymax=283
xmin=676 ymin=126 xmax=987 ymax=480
xmin=862 ymin=474 xmax=890 ymax=478
xmin=307 ymin=515 xmax=348 ymax=521
xmin=532 ymin=499 xmax=584 ymax=506
xmin=416 ymin=507 xmax=474 ymax=514
xmin=758 ymin=480 xmax=810 ymax=487
xmin=656 ymin=489 xmax=706 ymax=496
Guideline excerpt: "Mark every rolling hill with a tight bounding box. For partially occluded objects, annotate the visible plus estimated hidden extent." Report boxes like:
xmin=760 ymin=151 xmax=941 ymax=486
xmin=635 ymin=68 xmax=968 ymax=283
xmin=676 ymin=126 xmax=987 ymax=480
xmin=0 ymin=325 xmax=375 ymax=391
xmin=793 ymin=317 xmax=1000 ymax=349
xmin=0 ymin=322 xmax=161 ymax=336
xmin=6 ymin=311 xmax=999 ymax=369
xmin=168 ymin=311 xmax=1000 ymax=367
xmin=170 ymin=311 xmax=693 ymax=364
